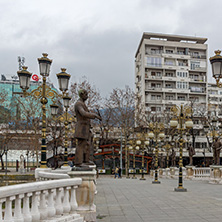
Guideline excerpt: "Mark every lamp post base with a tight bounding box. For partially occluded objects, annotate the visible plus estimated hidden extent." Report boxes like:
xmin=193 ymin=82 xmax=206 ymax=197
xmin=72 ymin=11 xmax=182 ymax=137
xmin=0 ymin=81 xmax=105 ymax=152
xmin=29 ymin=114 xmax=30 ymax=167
xmin=174 ymin=187 xmax=187 ymax=192
xmin=140 ymin=177 xmax=146 ymax=180
xmin=132 ymin=177 xmax=137 ymax=179
xmin=152 ymin=180 xmax=160 ymax=184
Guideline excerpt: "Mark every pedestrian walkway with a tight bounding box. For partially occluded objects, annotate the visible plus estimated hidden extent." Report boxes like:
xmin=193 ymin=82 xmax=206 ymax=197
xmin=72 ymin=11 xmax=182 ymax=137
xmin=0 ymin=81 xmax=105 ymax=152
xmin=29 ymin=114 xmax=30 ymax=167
xmin=95 ymin=175 xmax=222 ymax=222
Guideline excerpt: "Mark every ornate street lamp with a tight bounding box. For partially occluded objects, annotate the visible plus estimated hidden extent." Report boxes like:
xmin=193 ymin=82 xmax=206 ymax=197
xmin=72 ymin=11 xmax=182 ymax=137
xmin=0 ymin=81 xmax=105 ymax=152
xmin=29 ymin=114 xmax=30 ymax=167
xmin=209 ymin=50 xmax=222 ymax=87
xmin=129 ymin=143 xmax=139 ymax=179
xmin=56 ymin=68 xmax=71 ymax=93
xmin=17 ymin=53 xmax=62 ymax=168
xmin=170 ymin=105 xmax=193 ymax=192
xmin=50 ymin=68 xmax=73 ymax=167
xmin=17 ymin=66 xmax=32 ymax=91
xmin=148 ymin=122 xmax=165 ymax=184
xmin=50 ymin=104 xmax=59 ymax=116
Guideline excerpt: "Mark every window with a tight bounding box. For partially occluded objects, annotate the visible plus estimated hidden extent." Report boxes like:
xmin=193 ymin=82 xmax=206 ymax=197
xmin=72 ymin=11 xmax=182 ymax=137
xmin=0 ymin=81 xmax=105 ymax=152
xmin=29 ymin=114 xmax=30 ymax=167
xmin=178 ymin=96 xmax=186 ymax=101
xmin=151 ymin=71 xmax=162 ymax=77
xmin=166 ymin=49 xmax=173 ymax=54
xmin=151 ymin=95 xmax=156 ymax=100
xmin=177 ymin=71 xmax=188 ymax=78
xmin=166 ymin=84 xmax=173 ymax=88
xmin=166 ymin=95 xmax=174 ymax=100
xmin=190 ymin=86 xmax=203 ymax=93
xmin=156 ymin=107 xmax=161 ymax=111
xmin=156 ymin=95 xmax=161 ymax=100
xmin=191 ymin=61 xmax=200 ymax=70
xmin=165 ymin=72 xmax=174 ymax=77
xmin=177 ymin=82 xmax=188 ymax=89
xmin=190 ymin=97 xmax=199 ymax=102
xmin=147 ymin=57 xmax=162 ymax=67
xmin=165 ymin=59 xmax=174 ymax=66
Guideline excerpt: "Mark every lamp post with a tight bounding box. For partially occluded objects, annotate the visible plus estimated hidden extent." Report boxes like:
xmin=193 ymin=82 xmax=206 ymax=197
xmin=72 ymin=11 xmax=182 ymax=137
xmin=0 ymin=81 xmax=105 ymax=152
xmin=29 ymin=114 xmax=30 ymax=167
xmin=170 ymin=105 xmax=193 ymax=192
xmin=209 ymin=50 xmax=222 ymax=88
xmin=148 ymin=122 xmax=165 ymax=184
xmin=17 ymin=54 xmax=69 ymax=168
xmin=129 ymin=141 xmax=139 ymax=179
xmin=50 ymin=94 xmax=75 ymax=167
xmin=136 ymin=132 xmax=149 ymax=180
xmin=125 ymin=140 xmax=131 ymax=179
xmin=165 ymin=135 xmax=171 ymax=169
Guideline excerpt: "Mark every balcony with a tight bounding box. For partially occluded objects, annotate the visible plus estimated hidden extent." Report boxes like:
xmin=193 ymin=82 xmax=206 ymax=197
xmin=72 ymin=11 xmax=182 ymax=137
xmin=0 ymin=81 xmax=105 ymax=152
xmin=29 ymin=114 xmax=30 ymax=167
xmin=146 ymin=63 xmax=162 ymax=68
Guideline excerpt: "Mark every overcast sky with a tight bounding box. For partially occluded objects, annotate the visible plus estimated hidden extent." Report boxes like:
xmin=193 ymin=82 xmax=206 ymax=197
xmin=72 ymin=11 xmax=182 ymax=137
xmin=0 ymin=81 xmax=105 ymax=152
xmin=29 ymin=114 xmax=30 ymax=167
xmin=0 ymin=0 xmax=221 ymax=97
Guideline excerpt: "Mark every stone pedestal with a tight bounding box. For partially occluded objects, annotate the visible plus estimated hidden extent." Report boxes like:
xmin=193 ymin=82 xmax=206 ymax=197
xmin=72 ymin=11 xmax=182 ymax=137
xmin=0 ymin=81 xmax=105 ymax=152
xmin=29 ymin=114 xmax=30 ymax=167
xmin=68 ymin=170 xmax=97 ymax=222
xmin=159 ymin=169 xmax=163 ymax=177
xmin=209 ymin=165 xmax=222 ymax=184
xmin=165 ymin=168 xmax=170 ymax=177
xmin=186 ymin=165 xmax=194 ymax=179
xmin=170 ymin=167 xmax=177 ymax=178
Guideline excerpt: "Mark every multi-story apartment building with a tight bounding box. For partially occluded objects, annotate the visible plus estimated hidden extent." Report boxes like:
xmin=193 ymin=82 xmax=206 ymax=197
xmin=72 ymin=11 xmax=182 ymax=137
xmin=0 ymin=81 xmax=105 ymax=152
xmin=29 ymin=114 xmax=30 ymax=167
xmin=135 ymin=32 xmax=208 ymax=113
xmin=208 ymin=83 xmax=222 ymax=115
xmin=134 ymin=33 xmax=215 ymax=166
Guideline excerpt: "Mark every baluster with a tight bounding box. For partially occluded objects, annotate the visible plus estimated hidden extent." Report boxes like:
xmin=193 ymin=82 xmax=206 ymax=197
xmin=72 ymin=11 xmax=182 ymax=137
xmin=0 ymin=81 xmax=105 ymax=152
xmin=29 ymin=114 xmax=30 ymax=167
xmin=4 ymin=196 xmax=15 ymax=222
xmin=31 ymin=191 xmax=40 ymax=222
xmin=23 ymin=193 xmax=32 ymax=222
xmin=47 ymin=189 xmax=56 ymax=218
xmin=70 ymin=186 xmax=78 ymax=212
xmin=55 ymin=188 xmax=63 ymax=215
xmin=63 ymin=186 xmax=71 ymax=214
xmin=39 ymin=190 xmax=48 ymax=220
xmin=0 ymin=198 xmax=5 ymax=221
xmin=14 ymin=194 xmax=24 ymax=222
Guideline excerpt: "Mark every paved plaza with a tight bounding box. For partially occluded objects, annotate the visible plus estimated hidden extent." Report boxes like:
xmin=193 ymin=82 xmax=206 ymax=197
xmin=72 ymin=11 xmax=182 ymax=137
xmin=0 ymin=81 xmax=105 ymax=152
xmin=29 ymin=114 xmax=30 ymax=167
xmin=95 ymin=175 xmax=222 ymax=222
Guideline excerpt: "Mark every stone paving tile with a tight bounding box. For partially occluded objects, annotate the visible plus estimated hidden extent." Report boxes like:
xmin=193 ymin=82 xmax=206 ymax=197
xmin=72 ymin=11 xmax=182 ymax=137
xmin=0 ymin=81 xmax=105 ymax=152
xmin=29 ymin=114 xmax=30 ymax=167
xmin=95 ymin=176 xmax=222 ymax=222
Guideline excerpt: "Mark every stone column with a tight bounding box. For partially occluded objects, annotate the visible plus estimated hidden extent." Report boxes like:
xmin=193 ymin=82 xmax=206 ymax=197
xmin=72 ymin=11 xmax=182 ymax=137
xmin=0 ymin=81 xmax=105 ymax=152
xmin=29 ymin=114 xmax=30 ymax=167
xmin=209 ymin=165 xmax=222 ymax=184
xmin=186 ymin=165 xmax=194 ymax=179
xmin=68 ymin=169 xmax=97 ymax=222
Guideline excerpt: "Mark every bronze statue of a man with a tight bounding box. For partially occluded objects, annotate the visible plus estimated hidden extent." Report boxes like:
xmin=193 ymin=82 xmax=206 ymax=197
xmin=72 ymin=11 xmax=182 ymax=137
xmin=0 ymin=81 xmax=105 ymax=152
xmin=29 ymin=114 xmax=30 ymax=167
xmin=187 ymin=143 xmax=195 ymax=166
xmin=212 ymin=137 xmax=222 ymax=165
xmin=74 ymin=89 xmax=102 ymax=167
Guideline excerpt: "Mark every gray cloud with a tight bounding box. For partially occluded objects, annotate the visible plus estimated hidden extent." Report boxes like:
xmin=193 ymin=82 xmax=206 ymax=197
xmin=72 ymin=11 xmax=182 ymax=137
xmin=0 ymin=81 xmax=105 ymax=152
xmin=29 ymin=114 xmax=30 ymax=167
xmin=0 ymin=0 xmax=221 ymax=96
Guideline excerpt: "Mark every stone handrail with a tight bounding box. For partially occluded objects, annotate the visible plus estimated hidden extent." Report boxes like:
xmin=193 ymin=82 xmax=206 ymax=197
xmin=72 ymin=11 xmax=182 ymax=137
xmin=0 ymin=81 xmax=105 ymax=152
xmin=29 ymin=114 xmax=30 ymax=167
xmin=0 ymin=178 xmax=83 ymax=222
xmin=35 ymin=168 xmax=71 ymax=180
xmin=193 ymin=167 xmax=210 ymax=179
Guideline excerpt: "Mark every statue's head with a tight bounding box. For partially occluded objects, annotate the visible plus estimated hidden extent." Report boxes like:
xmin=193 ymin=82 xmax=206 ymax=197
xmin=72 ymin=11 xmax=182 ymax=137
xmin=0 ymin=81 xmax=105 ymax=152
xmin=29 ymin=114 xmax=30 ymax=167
xmin=78 ymin=89 xmax=88 ymax=101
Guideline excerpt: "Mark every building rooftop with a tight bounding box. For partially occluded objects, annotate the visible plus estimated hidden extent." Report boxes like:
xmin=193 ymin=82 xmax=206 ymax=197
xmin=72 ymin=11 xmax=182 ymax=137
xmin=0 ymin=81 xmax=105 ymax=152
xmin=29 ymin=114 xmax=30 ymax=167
xmin=135 ymin=32 xmax=208 ymax=57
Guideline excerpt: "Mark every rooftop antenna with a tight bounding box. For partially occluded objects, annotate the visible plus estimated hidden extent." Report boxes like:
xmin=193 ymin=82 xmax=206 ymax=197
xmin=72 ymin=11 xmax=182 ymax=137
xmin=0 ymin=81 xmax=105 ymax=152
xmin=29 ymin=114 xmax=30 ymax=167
xmin=18 ymin=56 xmax=25 ymax=71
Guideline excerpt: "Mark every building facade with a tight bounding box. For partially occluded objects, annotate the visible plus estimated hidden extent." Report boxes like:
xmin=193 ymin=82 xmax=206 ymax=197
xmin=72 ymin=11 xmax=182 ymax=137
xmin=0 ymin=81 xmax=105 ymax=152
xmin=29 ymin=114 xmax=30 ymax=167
xmin=135 ymin=32 xmax=208 ymax=113
xmin=134 ymin=33 xmax=219 ymax=165
xmin=0 ymin=75 xmax=58 ymax=120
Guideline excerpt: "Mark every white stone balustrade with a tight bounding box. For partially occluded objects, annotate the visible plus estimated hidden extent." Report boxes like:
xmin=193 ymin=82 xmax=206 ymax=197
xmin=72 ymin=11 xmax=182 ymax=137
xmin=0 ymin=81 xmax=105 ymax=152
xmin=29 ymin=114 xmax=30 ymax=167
xmin=193 ymin=167 xmax=210 ymax=180
xmin=35 ymin=168 xmax=71 ymax=181
xmin=0 ymin=178 xmax=83 ymax=222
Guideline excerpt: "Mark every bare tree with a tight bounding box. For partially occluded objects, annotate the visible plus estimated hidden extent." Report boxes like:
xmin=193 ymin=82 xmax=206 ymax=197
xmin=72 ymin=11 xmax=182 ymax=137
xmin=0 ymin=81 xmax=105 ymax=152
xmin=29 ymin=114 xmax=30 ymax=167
xmin=105 ymin=85 xmax=135 ymax=139
xmin=69 ymin=77 xmax=102 ymax=112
